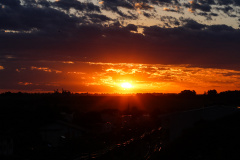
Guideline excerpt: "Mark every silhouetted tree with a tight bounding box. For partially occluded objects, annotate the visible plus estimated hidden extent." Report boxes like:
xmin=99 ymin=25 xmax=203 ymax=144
xmin=207 ymin=89 xmax=217 ymax=96
xmin=179 ymin=90 xmax=196 ymax=96
xmin=54 ymin=89 xmax=60 ymax=94
xmin=62 ymin=88 xmax=71 ymax=95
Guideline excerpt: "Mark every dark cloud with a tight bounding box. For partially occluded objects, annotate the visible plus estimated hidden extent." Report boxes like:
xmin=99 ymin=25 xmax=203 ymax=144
xmin=37 ymin=0 xmax=51 ymax=7
xmin=216 ymin=6 xmax=233 ymax=14
xmin=1 ymin=20 xmax=240 ymax=69
xmin=210 ymin=13 xmax=218 ymax=16
xmin=197 ymin=12 xmax=218 ymax=17
xmin=182 ymin=19 xmax=206 ymax=30
xmin=1 ymin=0 xmax=240 ymax=93
xmin=234 ymin=0 xmax=240 ymax=6
xmin=0 ymin=1 xmax=81 ymax=31
xmin=22 ymin=0 xmax=38 ymax=6
xmin=143 ymin=12 xmax=151 ymax=17
xmin=101 ymin=0 xmax=135 ymax=17
xmin=160 ymin=16 xmax=180 ymax=27
xmin=87 ymin=14 xmax=111 ymax=23
xmin=0 ymin=0 xmax=240 ymax=69
xmin=184 ymin=0 xmax=212 ymax=12
xmin=199 ymin=0 xmax=216 ymax=5
xmin=125 ymin=24 xmax=138 ymax=32
xmin=216 ymin=0 xmax=240 ymax=6
xmin=103 ymin=0 xmax=134 ymax=9
xmin=0 ymin=0 xmax=21 ymax=7
xmin=229 ymin=14 xmax=237 ymax=17
xmin=127 ymin=11 xmax=138 ymax=19
xmin=53 ymin=0 xmax=100 ymax=12
xmin=99 ymin=0 xmax=155 ymax=17
xmin=214 ymin=5 xmax=237 ymax=18
xmin=197 ymin=12 xmax=208 ymax=16
xmin=150 ymin=0 xmax=172 ymax=4
xmin=143 ymin=23 xmax=240 ymax=66
xmin=0 ymin=0 xmax=115 ymax=32
xmin=207 ymin=24 xmax=234 ymax=32
xmin=197 ymin=11 xmax=219 ymax=20
xmin=217 ymin=0 xmax=233 ymax=5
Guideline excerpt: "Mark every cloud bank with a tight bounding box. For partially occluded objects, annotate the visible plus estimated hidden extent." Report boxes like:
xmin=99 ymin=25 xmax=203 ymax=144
xmin=1 ymin=0 xmax=240 ymax=92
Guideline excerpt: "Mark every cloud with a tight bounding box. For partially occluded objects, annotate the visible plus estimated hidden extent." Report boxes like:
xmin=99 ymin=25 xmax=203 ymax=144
xmin=217 ymin=0 xmax=233 ymax=5
xmin=31 ymin=66 xmax=52 ymax=72
xmin=199 ymin=0 xmax=216 ymax=5
xmin=160 ymin=16 xmax=180 ymax=27
xmin=0 ymin=0 xmax=240 ymax=70
xmin=1 ymin=20 xmax=240 ymax=69
xmin=163 ymin=7 xmax=178 ymax=12
xmin=52 ymin=0 xmax=100 ymax=12
xmin=0 ymin=0 xmax=21 ymax=7
xmin=143 ymin=12 xmax=152 ymax=17
xmin=182 ymin=19 xmax=206 ymax=30
xmin=16 ymin=68 xmax=26 ymax=72
xmin=87 ymin=14 xmax=111 ymax=23
xmin=215 ymin=6 xmax=236 ymax=17
xmin=215 ymin=0 xmax=240 ymax=6
xmin=31 ymin=66 xmax=62 ymax=73
xmin=150 ymin=0 xmax=173 ymax=4
xmin=101 ymin=0 xmax=135 ymax=17
xmin=103 ymin=0 xmax=134 ymax=9
xmin=207 ymin=24 xmax=234 ymax=32
xmin=62 ymin=61 xmax=74 ymax=64
xmin=1 ymin=0 xmax=240 ymax=93
xmin=18 ymin=82 xmax=32 ymax=86
xmin=2 ymin=61 xmax=240 ymax=93
xmin=210 ymin=13 xmax=218 ymax=16
xmin=134 ymin=3 xmax=154 ymax=10
xmin=0 ymin=1 xmax=81 ymax=31
xmin=185 ymin=0 xmax=212 ymax=12
xmin=125 ymin=24 xmax=138 ymax=32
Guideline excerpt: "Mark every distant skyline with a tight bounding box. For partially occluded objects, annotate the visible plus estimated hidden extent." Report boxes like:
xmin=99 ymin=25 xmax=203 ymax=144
xmin=1 ymin=0 xmax=240 ymax=93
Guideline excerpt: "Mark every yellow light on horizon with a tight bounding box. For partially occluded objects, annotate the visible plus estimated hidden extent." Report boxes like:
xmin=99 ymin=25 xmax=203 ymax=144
xmin=121 ymin=82 xmax=133 ymax=89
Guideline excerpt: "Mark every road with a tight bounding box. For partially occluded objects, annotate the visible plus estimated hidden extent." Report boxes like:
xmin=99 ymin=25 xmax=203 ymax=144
xmin=73 ymin=127 xmax=163 ymax=160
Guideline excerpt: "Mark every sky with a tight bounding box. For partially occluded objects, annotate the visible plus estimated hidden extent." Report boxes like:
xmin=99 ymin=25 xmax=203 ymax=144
xmin=1 ymin=0 xmax=240 ymax=94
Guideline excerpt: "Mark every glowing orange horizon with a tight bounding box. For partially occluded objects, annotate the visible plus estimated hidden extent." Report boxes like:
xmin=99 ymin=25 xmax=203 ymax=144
xmin=2 ymin=61 xmax=240 ymax=94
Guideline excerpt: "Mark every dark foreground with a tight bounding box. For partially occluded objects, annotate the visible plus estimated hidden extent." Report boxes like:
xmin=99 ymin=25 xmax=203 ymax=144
xmin=151 ymin=111 xmax=240 ymax=160
xmin=1 ymin=92 xmax=240 ymax=159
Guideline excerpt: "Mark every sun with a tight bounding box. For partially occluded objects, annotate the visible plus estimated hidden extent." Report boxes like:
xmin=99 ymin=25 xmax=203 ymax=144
xmin=121 ymin=82 xmax=133 ymax=89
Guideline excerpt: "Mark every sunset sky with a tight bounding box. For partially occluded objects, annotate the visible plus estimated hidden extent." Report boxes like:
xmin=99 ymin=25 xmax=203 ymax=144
xmin=1 ymin=0 xmax=240 ymax=94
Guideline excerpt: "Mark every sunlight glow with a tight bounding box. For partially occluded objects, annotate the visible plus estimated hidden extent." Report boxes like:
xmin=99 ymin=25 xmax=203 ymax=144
xmin=121 ymin=82 xmax=133 ymax=89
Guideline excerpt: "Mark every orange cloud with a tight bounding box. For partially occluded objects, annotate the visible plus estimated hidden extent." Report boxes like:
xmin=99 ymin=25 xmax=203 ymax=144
xmin=31 ymin=66 xmax=51 ymax=72
xmin=135 ymin=3 xmax=154 ymax=10
xmin=62 ymin=61 xmax=74 ymax=64
xmin=18 ymin=82 xmax=32 ymax=86
xmin=81 ymin=63 xmax=240 ymax=93
xmin=163 ymin=6 xmax=180 ymax=12
xmin=31 ymin=66 xmax=62 ymax=73
xmin=188 ymin=8 xmax=195 ymax=13
xmin=16 ymin=68 xmax=26 ymax=72
xmin=67 ymin=71 xmax=85 ymax=74
xmin=4 ymin=61 xmax=240 ymax=94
